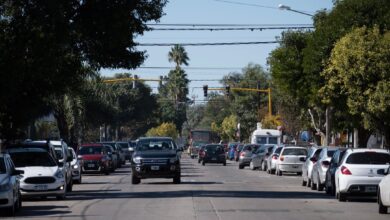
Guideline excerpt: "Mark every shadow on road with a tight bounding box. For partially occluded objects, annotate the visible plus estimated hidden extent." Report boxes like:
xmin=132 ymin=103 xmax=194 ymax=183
xmin=8 ymin=205 xmax=72 ymax=217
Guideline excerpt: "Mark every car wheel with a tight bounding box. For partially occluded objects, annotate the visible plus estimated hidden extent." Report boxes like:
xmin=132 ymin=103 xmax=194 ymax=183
xmin=238 ymin=164 xmax=244 ymax=169
xmin=302 ymin=179 xmax=307 ymax=186
xmin=261 ymin=161 xmax=267 ymax=171
xmin=297 ymin=172 xmax=302 ymax=176
xmin=173 ymin=173 xmax=181 ymax=184
xmin=378 ymin=190 xmax=388 ymax=214
xmin=267 ymin=168 xmax=271 ymax=174
xmin=131 ymin=173 xmax=141 ymax=184
xmin=198 ymin=159 xmax=201 ymax=164
xmin=277 ymin=169 xmax=282 ymax=176
xmin=249 ymin=161 xmax=255 ymax=170
xmin=202 ymin=161 xmax=206 ymax=166
xmin=338 ymin=192 xmax=347 ymax=202
xmin=317 ymin=178 xmax=324 ymax=191
xmin=66 ymin=180 xmax=73 ymax=192
xmin=325 ymin=184 xmax=331 ymax=194
xmin=223 ymin=162 xmax=226 ymax=166
xmin=310 ymin=179 xmax=317 ymax=190
xmin=17 ymin=191 xmax=22 ymax=211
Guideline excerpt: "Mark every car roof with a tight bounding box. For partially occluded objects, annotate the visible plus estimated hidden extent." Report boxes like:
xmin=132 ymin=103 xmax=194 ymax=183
xmin=283 ymin=146 xmax=307 ymax=149
xmin=7 ymin=148 xmax=47 ymax=153
xmin=346 ymin=148 xmax=390 ymax=153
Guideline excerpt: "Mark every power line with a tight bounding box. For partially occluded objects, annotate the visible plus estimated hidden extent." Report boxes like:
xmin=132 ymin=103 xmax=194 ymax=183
xmin=139 ymin=41 xmax=280 ymax=46
xmin=136 ymin=67 xmax=242 ymax=70
xmin=213 ymin=0 xmax=279 ymax=10
xmin=150 ymin=26 xmax=313 ymax=31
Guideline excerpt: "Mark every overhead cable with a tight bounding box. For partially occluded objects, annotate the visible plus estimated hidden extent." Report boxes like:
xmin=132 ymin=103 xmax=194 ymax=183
xmin=139 ymin=41 xmax=280 ymax=46
xmin=150 ymin=26 xmax=313 ymax=31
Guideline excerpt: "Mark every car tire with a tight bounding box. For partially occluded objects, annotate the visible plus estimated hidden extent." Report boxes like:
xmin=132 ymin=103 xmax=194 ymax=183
xmin=297 ymin=172 xmax=302 ymax=176
xmin=17 ymin=192 xmax=22 ymax=211
xmin=131 ymin=173 xmax=141 ymax=185
xmin=311 ymin=180 xmax=317 ymax=190
xmin=75 ymin=175 xmax=82 ymax=184
xmin=302 ymin=179 xmax=307 ymax=186
xmin=267 ymin=169 xmax=271 ymax=174
xmin=202 ymin=161 xmax=206 ymax=166
xmin=325 ymin=185 xmax=331 ymax=194
xmin=261 ymin=161 xmax=267 ymax=171
xmin=277 ymin=169 xmax=282 ymax=176
xmin=66 ymin=180 xmax=73 ymax=192
xmin=223 ymin=162 xmax=226 ymax=166
xmin=270 ymin=169 xmax=275 ymax=175
xmin=378 ymin=190 xmax=388 ymax=214
xmin=249 ymin=161 xmax=255 ymax=170
xmin=198 ymin=159 xmax=201 ymax=164
xmin=173 ymin=173 xmax=181 ymax=184
xmin=238 ymin=164 xmax=244 ymax=169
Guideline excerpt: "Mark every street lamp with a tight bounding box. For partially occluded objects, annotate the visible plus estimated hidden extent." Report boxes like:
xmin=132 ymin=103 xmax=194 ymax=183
xmin=278 ymin=4 xmax=313 ymax=17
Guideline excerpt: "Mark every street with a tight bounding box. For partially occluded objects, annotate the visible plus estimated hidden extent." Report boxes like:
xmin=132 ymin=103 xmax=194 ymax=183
xmin=3 ymin=156 xmax=387 ymax=220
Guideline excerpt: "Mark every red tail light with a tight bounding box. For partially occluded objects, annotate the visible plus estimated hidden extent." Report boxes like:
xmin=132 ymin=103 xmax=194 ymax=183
xmin=272 ymin=155 xmax=278 ymax=160
xmin=280 ymin=156 xmax=284 ymax=161
xmin=240 ymin=152 xmax=246 ymax=157
xmin=341 ymin=166 xmax=352 ymax=175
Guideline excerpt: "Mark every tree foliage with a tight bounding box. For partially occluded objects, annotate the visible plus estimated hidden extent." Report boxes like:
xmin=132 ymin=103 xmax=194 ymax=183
xmin=146 ymin=122 xmax=178 ymax=139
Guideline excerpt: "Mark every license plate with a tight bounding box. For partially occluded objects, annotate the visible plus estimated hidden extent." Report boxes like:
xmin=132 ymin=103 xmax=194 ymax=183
xmin=212 ymin=157 xmax=217 ymax=160
xmin=35 ymin=185 xmax=48 ymax=191
xmin=87 ymin=164 xmax=95 ymax=168
xmin=151 ymin=166 xmax=159 ymax=171
xmin=365 ymin=186 xmax=377 ymax=193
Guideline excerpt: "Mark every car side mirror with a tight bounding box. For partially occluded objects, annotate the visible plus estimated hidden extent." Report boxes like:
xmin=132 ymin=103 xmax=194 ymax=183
xmin=12 ymin=170 xmax=24 ymax=176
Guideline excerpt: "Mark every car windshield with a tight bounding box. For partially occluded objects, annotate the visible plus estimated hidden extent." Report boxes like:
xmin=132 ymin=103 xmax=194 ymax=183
xmin=346 ymin=152 xmax=390 ymax=165
xmin=137 ymin=140 xmax=174 ymax=151
xmin=0 ymin=158 xmax=6 ymax=174
xmin=55 ymin=149 xmax=64 ymax=159
xmin=282 ymin=148 xmax=307 ymax=156
xmin=327 ymin=150 xmax=336 ymax=157
xmin=10 ymin=152 xmax=57 ymax=167
xmin=117 ymin=143 xmax=129 ymax=149
xmin=79 ymin=146 xmax=103 ymax=155
xmin=274 ymin=147 xmax=283 ymax=154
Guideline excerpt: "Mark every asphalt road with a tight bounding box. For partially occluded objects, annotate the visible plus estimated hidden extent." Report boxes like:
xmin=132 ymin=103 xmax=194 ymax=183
xmin=2 ymin=156 xmax=389 ymax=220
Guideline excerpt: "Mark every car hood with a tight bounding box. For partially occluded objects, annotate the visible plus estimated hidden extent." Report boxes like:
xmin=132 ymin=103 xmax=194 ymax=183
xmin=0 ymin=174 xmax=9 ymax=183
xmin=133 ymin=151 xmax=177 ymax=158
xmin=79 ymin=154 xmax=103 ymax=161
xmin=16 ymin=166 xmax=58 ymax=178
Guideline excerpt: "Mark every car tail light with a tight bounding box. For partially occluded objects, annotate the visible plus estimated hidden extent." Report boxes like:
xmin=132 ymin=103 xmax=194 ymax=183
xmin=341 ymin=166 xmax=352 ymax=175
xmin=272 ymin=155 xmax=278 ymax=160
xmin=280 ymin=156 xmax=284 ymax=161
xmin=240 ymin=152 xmax=246 ymax=157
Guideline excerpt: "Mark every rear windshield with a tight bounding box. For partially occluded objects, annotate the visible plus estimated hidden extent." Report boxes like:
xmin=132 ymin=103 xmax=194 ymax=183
xmin=346 ymin=152 xmax=390 ymax=165
xmin=282 ymin=148 xmax=307 ymax=156
xmin=0 ymin=158 xmax=5 ymax=173
xmin=205 ymin=145 xmax=224 ymax=153
xmin=137 ymin=139 xmax=175 ymax=151
xmin=79 ymin=146 xmax=102 ymax=155
xmin=10 ymin=152 xmax=57 ymax=167
xmin=274 ymin=147 xmax=282 ymax=154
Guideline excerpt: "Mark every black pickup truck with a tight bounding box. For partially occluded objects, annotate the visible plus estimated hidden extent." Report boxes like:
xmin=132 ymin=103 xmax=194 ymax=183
xmin=131 ymin=137 xmax=181 ymax=184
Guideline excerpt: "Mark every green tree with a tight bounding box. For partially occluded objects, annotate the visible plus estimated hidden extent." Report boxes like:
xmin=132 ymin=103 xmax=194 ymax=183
xmin=221 ymin=115 xmax=238 ymax=142
xmin=0 ymin=0 xmax=167 ymax=139
xmin=322 ymin=27 xmax=390 ymax=147
xmin=168 ymin=44 xmax=190 ymax=69
xmin=146 ymin=122 xmax=178 ymax=139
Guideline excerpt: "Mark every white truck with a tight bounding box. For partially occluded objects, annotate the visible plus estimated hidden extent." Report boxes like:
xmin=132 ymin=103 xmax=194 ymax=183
xmin=250 ymin=123 xmax=282 ymax=145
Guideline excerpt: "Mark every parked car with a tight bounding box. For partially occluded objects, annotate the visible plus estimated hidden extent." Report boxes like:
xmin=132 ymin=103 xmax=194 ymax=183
xmin=266 ymin=146 xmax=283 ymax=174
xmin=7 ymin=141 xmax=58 ymax=162
xmin=324 ymin=148 xmax=347 ymax=195
xmin=78 ymin=144 xmax=112 ymax=175
xmin=128 ymin=141 xmax=137 ymax=160
xmin=0 ymin=153 xmax=23 ymax=215
xmin=302 ymin=146 xmax=323 ymax=187
xmin=7 ymin=148 xmax=67 ymax=200
xmin=117 ymin=141 xmax=131 ymax=162
xmin=310 ymin=147 xmax=338 ymax=191
xmin=250 ymin=144 xmax=276 ymax=171
xmin=334 ymin=148 xmax=390 ymax=202
xmin=378 ymin=165 xmax=390 ymax=214
xmin=238 ymin=144 xmax=260 ymax=169
xmin=202 ymin=144 xmax=226 ymax=166
xmin=101 ymin=142 xmax=125 ymax=167
xmin=49 ymin=140 xmax=73 ymax=192
xmin=275 ymin=146 xmax=307 ymax=176
xmin=131 ymin=137 xmax=181 ymax=184
xmin=68 ymin=148 xmax=82 ymax=184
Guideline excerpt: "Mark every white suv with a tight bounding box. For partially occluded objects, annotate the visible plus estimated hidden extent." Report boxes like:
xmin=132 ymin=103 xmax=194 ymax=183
xmin=335 ymin=148 xmax=390 ymax=202
xmin=0 ymin=153 xmax=24 ymax=216
xmin=7 ymin=148 xmax=67 ymax=200
xmin=378 ymin=165 xmax=390 ymax=214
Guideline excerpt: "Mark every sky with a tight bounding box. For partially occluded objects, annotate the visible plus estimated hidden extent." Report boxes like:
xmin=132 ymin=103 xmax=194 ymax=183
xmin=101 ymin=0 xmax=334 ymax=102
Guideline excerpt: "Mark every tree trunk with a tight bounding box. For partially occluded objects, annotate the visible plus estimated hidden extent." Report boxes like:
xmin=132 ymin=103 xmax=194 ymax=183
xmin=357 ymin=127 xmax=372 ymax=148
xmin=54 ymin=110 xmax=69 ymax=142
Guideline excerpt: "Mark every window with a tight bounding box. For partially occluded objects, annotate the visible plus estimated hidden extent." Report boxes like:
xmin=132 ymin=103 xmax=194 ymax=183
xmin=79 ymin=146 xmax=103 ymax=155
xmin=0 ymin=158 xmax=6 ymax=174
xmin=274 ymin=147 xmax=282 ymax=154
xmin=346 ymin=152 xmax=390 ymax=165
xmin=137 ymin=139 xmax=174 ymax=151
xmin=268 ymin=137 xmax=278 ymax=144
xmin=327 ymin=150 xmax=336 ymax=158
xmin=256 ymin=137 xmax=267 ymax=144
xmin=10 ymin=152 xmax=57 ymax=167
xmin=282 ymin=148 xmax=307 ymax=156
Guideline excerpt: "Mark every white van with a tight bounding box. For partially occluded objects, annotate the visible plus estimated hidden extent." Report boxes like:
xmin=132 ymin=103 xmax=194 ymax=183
xmin=250 ymin=123 xmax=281 ymax=145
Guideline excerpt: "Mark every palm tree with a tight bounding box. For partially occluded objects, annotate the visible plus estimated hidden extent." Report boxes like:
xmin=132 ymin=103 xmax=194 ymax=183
xmin=168 ymin=44 xmax=189 ymax=69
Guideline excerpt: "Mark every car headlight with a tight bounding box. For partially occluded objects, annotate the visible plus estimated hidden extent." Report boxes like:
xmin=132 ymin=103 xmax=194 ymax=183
xmin=133 ymin=157 xmax=141 ymax=164
xmin=0 ymin=180 xmax=10 ymax=192
xmin=72 ymin=164 xmax=79 ymax=169
xmin=54 ymin=169 xmax=64 ymax=179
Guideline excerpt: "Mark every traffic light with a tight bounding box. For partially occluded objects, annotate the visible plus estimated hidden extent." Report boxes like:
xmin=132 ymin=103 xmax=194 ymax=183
xmin=225 ymin=85 xmax=230 ymax=96
xmin=203 ymin=85 xmax=208 ymax=97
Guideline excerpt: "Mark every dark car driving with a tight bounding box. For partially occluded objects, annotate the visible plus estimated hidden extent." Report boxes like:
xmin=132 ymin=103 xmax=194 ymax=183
xmin=131 ymin=137 xmax=181 ymax=184
xmin=202 ymin=144 xmax=226 ymax=166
